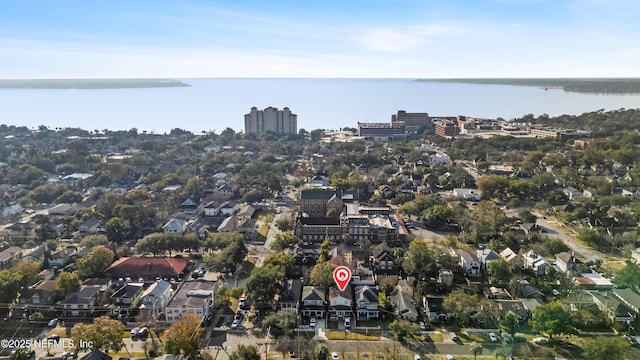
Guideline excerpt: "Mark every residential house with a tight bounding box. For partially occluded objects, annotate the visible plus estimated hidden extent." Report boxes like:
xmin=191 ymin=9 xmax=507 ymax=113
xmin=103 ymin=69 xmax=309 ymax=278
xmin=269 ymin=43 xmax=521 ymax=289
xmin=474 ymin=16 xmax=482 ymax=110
xmin=452 ymin=188 xmax=482 ymax=201
xmin=0 ymin=197 xmax=21 ymax=217
xmin=519 ymin=223 xmax=543 ymax=235
xmin=371 ymin=242 xmax=397 ymax=276
xmin=110 ymin=283 xmax=144 ymax=319
xmin=631 ymin=247 xmax=640 ymax=265
xmin=236 ymin=205 xmax=256 ymax=222
xmin=215 ymin=184 xmax=234 ymax=200
xmin=556 ymin=252 xmax=582 ymax=275
xmin=499 ymin=247 xmax=519 ymax=264
xmin=456 ymin=249 xmax=481 ymax=277
xmin=60 ymin=285 xmax=102 ymax=318
xmin=575 ymin=273 xmax=614 ymax=290
xmin=163 ymin=219 xmax=187 ymax=233
xmin=16 ymin=280 xmax=58 ymax=318
xmin=496 ymin=300 xmax=531 ymax=320
xmin=438 ymin=269 xmax=454 ymax=287
xmin=279 ymin=279 xmax=302 ymax=313
xmin=218 ymin=201 xmax=236 ymax=217
xmin=329 ymin=285 xmax=354 ymax=320
xmin=48 ymin=247 xmax=74 ymax=268
xmin=22 ymin=245 xmax=46 ymax=262
xmin=105 ymin=257 xmax=191 ymax=282
xmin=0 ymin=246 xmax=22 ymax=269
xmin=562 ymin=187 xmax=583 ymax=200
xmin=391 ymin=279 xmax=418 ymax=322
xmin=179 ymin=196 xmax=200 ymax=216
xmin=217 ymin=216 xmax=236 ymax=232
xmin=139 ymin=280 xmax=172 ymax=318
xmin=165 ymin=280 xmax=216 ymax=324
xmin=354 ymin=285 xmax=379 ymax=321
xmin=79 ymin=217 xmax=102 ymax=234
xmin=477 ymin=249 xmax=500 ymax=273
xmin=516 ymin=280 xmax=545 ymax=299
xmin=588 ymin=290 xmax=636 ymax=324
xmin=300 ymin=286 xmax=326 ymax=319
xmin=203 ymin=201 xmax=220 ymax=217
xmin=310 ymin=174 xmax=330 ymax=187
xmin=523 ymin=250 xmax=549 ymax=277
xmin=36 ymin=269 xmax=55 ymax=281
xmin=424 ymin=296 xmax=450 ymax=323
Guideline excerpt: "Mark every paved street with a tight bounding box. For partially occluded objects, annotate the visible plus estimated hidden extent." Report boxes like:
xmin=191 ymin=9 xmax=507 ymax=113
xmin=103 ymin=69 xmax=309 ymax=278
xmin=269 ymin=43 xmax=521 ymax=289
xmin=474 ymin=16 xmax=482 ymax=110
xmin=534 ymin=213 xmax=602 ymax=262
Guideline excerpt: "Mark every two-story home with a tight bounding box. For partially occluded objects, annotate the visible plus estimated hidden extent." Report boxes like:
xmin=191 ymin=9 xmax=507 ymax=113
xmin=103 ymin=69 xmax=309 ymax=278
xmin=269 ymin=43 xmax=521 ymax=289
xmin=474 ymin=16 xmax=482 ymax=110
xmin=139 ymin=280 xmax=172 ymax=319
xmin=300 ymin=286 xmax=326 ymax=319
xmin=48 ymin=247 xmax=74 ymax=268
xmin=22 ymin=245 xmax=46 ymax=262
xmin=278 ymin=279 xmax=302 ymax=313
xmin=0 ymin=246 xmax=22 ymax=269
xmin=354 ymin=285 xmax=379 ymax=321
xmin=456 ymin=249 xmax=481 ymax=277
xmin=165 ymin=280 xmax=216 ymax=324
xmin=329 ymin=286 xmax=353 ymax=320
xmin=110 ymin=283 xmax=144 ymax=319
xmin=16 ymin=280 xmax=58 ymax=318
xmin=163 ymin=219 xmax=187 ymax=233
xmin=371 ymin=242 xmax=398 ymax=276
xmin=179 ymin=197 xmax=201 ymax=216
xmin=523 ymin=250 xmax=549 ymax=276
xmin=60 ymin=285 xmax=102 ymax=318
xmin=477 ymin=249 xmax=500 ymax=273
xmin=79 ymin=217 xmax=103 ymax=234
xmin=391 ymin=279 xmax=418 ymax=322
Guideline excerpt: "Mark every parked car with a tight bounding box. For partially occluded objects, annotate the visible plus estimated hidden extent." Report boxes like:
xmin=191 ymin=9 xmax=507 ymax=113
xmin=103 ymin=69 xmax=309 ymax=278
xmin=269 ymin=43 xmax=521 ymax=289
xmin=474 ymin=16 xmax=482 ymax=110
xmin=231 ymin=319 xmax=239 ymax=329
xmin=446 ymin=355 xmax=455 ymax=360
xmin=130 ymin=327 xmax=139 ymax=338
xmin=489 ymin=332 xmax=498 ymax=342
xmin=138 ymin=327 xmax=149 ymax=337
xmin=310 ymin=317 xmax=316 ymax=328
xmin=344 ymin=317 xmax=351 ymax=328
xmin=61 ymin=351 xmax=77 ymax=359
xmin=533 ymin=337 xmax=549 ymax=345
xmin=449 ymin=332 xmax=458 ymax=341
xmin=414 ymin=355 xmax=421 ymax=360
xmin=48 ymin=318 xmax=59 ymax=327
xmin=419 ymin=321 xmax=426 ymax=331
xmin=331 ymin=352 xmax=340 ymax=360
xmin=501 ymin=333 xmax=512 ymax=343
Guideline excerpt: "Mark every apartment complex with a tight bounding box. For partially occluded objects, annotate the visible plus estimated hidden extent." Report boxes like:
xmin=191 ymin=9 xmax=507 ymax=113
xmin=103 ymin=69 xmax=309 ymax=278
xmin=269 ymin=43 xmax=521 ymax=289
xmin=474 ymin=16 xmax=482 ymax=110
xmin=244 ymin=106 xmax=297 ymax=135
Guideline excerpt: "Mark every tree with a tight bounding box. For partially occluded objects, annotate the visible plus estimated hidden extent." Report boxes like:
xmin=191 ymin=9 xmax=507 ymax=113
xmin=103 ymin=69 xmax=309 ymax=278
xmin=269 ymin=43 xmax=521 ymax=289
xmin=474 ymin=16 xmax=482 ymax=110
xmin=246 ymin=264 xmax=285 ymax=306
xmin=529 ymin=301 xmax=574 ymax=339
xmin=501 ymin=311 xmax=519 ymax=337
xmin=487 ymin=259 xmax=512 ymax=284
xmin=613 ymin=261 xmax=640 ymax=290
xmin=476 ymin=174 xmax=509 ymax=199
xmin=163 ymin=313 xmax=203 ymax=359
xmin=262 ymin=253 xmax=295 ymax=277
xmin=229 ymin=344 xmax=261 ymax=360
xmin=12 ymin=260 xmax=41 ymax=287
xmin=310 ymin=261 xmax=335 ymax=288
xmin=270 ymin=231 xmax=297 ymax=252
xmin=582 ymin=336 xmax=630 ymax=360
xmin=444 ymin=289 xmax=479 ymax=326
xmin=77 ymin=245 xmax=115 ymax=277
xmin=387 ymin=319 xmax=421 ymax=342
xmin=9 ymin=348 xmax=32 ymax=360
xmin=71 ymin=316 xmax=125 ymax=353
xmin=56 ymin=272 xmax=81 ymax=296
xmin=470 ymin=342 xmax=483 ymax=360
xmin=0 ymin=269 xmax=23 ymax=304
xmin=314 ymin=343 xmax=329 ymax=360
xmin=80 ymin=234 xmax=109 ymax=248
xmin=317 ymin=239 xmax=332 ymax=263
xmin=261 ymin=310 xmax=297 ymax=338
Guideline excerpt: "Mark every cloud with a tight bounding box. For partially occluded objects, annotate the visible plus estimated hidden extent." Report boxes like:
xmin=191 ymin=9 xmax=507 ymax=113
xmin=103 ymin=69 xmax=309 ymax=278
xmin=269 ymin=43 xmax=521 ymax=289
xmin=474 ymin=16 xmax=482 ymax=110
xmin=353 ymin=23 xmax=462 ymax=52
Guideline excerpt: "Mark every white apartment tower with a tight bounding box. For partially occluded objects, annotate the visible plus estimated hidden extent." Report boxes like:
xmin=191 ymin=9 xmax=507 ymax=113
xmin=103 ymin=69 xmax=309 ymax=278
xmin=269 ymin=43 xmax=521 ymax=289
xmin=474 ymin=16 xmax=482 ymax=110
xmin=244 ymin=106 xmax=297 ymax=135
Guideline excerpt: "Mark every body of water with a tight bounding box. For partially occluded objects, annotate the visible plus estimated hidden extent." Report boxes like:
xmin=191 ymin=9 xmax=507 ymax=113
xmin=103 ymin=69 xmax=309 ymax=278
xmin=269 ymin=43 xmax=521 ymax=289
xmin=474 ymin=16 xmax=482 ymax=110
xmin=1 ymin=78 xmax=640 ymax=133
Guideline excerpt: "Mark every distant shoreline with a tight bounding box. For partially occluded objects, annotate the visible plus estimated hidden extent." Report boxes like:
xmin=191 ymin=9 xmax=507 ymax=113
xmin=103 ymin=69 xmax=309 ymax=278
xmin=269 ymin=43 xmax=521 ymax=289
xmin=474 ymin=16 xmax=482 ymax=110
xmin=0 ymin=78 xmax=189 ymax=89
xmin=416 ymin=78 xmax=640 ymax=94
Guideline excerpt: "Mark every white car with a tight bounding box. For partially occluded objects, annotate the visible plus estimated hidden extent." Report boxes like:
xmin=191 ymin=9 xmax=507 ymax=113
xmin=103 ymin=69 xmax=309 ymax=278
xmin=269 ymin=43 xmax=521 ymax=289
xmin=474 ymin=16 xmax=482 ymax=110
xmin=419 ymin=321 xmax=426 ymax=330
xmin=533 ymin=337 xmax=549 ymax=345
xmin=231 ymin=319 xmax=239 ymax=328
xmin=310 ymin=317 xmax=316 ymax=328
xmin=450 ymin=332 xmax=458 ymax=341
xmin=489 ymin=332 xmax=497 ymax=342
xmin=414 ymin=355 xmax=421 ymax=360
xmin=331 ymin=352 xmax=339 ymax=360
xmin=446 ymin=355 xmax=455 ymax=360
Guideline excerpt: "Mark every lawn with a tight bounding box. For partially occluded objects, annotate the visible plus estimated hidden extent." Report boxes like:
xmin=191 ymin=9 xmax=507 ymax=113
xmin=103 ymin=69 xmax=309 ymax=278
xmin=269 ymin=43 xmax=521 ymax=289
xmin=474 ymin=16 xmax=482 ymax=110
xmin=457 ymin=332 xmax=487 ymax=344
xmin=259 ymin=224 xmax=270 ymax=237
xmin=324 ymin=331 xmax=380 ymax=341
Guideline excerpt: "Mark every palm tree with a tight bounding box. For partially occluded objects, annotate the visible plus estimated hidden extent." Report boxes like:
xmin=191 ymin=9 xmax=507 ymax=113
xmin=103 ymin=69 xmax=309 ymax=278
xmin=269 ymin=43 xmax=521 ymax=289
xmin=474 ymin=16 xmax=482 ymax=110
xmin=470 ymin=341 xmax=483 ymax=360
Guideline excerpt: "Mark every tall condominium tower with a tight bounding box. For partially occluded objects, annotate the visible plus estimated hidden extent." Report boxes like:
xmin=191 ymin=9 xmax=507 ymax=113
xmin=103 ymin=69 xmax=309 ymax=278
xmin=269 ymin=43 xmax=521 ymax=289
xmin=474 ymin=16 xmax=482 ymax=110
xmin=244 ymin=106 xmax=297 ymax=135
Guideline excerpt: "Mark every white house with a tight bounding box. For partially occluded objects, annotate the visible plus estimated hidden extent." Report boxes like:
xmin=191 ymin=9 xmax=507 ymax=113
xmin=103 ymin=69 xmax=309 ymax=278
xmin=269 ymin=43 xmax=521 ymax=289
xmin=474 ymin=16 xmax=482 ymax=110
xmin=139 ymin=280 xmax=172 ymax=319
xmin=165 ymin=280 xmax=216 ymax=324
xmin=523 ymin=250 xmax=549 ymax=276
xmin=453 ymin=188 xmax=482 ymax=201
xmin=329 ymin=286 xmax=353 ymax=320
xmin=457 ymin=249 xmax=481 ymax=277
xmin=301 ymin=286 xmax=326 ymax=319
xmin=354 ymin=285 xmax=379 ymax=321
xmin=0 ymin=198 xmax=21 ymax=217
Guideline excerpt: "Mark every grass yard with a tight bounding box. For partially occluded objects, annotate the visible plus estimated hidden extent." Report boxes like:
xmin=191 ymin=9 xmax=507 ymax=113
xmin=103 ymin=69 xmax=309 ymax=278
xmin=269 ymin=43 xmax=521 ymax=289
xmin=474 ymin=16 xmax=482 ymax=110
xmin=324 ymin=331 xmax=380 ymax=341
xmin=458 ymin=332 xmax=488 ymax=344
xmin=259 ymin=224 xmax=270 ymax=237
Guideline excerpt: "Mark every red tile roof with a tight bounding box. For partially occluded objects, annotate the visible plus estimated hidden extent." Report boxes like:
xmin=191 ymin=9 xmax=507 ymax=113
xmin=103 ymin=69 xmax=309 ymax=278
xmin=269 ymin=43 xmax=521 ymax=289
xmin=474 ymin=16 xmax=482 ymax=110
xmin=105 ymin=257 xmax=190 ymax=277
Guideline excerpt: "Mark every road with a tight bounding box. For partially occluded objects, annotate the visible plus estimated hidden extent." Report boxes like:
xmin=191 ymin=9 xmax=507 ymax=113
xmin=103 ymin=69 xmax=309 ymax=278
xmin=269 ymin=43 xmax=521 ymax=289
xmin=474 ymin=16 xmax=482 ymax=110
xmin=534 ymin=214 xmax=602 ymax=262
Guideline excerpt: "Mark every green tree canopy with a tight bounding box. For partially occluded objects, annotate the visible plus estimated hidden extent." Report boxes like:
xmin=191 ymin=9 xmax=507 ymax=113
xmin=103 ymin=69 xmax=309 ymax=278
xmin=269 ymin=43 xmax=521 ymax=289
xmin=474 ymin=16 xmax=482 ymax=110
xmin=56 ymin=271 xmax=81 ymax=297
xmin=77 ymin=245 xmax=115 ymax=277
xmin=229 ymin=344 xmax=261 ymax=360
xmin=529 ymin=301 xmax=574 ymax=339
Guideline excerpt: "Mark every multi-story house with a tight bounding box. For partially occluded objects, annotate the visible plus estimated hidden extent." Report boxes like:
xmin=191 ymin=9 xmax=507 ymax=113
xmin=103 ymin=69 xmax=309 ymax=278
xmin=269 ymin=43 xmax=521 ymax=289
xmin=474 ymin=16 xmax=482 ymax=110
xmin=354 ymin=285 xmax=379 ymax=321
xmin=15 ymin=280 xmax=58 ymax=318
xmin=60 ymin=285 xmax=102 ymax=318
xmin=328 ymin=286 xmax=353 ymax=320
xmin=165 ymin=280 xmax=216 ymax=324
xmin=110 ymin=283 xmax=144 ymax=319
xmin=300 ymin=286 xmax=326 ymax=319
xmin=0 ymin=246 xmax=22 ymax=269
xmin=139 ymin=280 xmax=172 ymax=319
xmin=278 ymin=279 xmax=302 ymax=313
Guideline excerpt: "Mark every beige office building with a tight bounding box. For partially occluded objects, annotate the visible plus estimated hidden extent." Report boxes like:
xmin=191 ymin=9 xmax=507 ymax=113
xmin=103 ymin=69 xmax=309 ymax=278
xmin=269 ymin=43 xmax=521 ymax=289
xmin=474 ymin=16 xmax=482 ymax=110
xmin=244 ymin=106 xmax=297 ymax=135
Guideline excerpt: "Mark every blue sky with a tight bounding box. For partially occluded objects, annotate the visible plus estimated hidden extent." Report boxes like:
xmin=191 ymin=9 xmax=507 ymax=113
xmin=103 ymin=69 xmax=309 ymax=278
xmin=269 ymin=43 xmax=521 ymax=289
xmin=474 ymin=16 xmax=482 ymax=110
xmin=1 ymin=0 xmax=639 ymax=78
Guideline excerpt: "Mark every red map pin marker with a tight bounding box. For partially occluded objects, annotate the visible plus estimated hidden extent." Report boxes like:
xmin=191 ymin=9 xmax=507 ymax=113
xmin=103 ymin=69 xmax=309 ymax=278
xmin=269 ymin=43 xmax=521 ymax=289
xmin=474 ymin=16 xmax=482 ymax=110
xmin=333 ymin=266 xmax=352 ymax=291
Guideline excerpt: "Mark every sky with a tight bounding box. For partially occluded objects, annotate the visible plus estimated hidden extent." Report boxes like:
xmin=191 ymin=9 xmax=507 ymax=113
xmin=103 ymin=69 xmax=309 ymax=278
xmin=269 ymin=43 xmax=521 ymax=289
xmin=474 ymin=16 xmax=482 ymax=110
xmin=1 ymin=0 xmax=639 ymax=79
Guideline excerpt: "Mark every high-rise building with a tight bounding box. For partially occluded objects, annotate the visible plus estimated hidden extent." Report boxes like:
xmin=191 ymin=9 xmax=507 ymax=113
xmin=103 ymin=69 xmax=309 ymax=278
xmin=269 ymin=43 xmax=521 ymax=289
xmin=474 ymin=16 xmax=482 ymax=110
xmin=244 ymin=106 xmax=297 ymax=135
